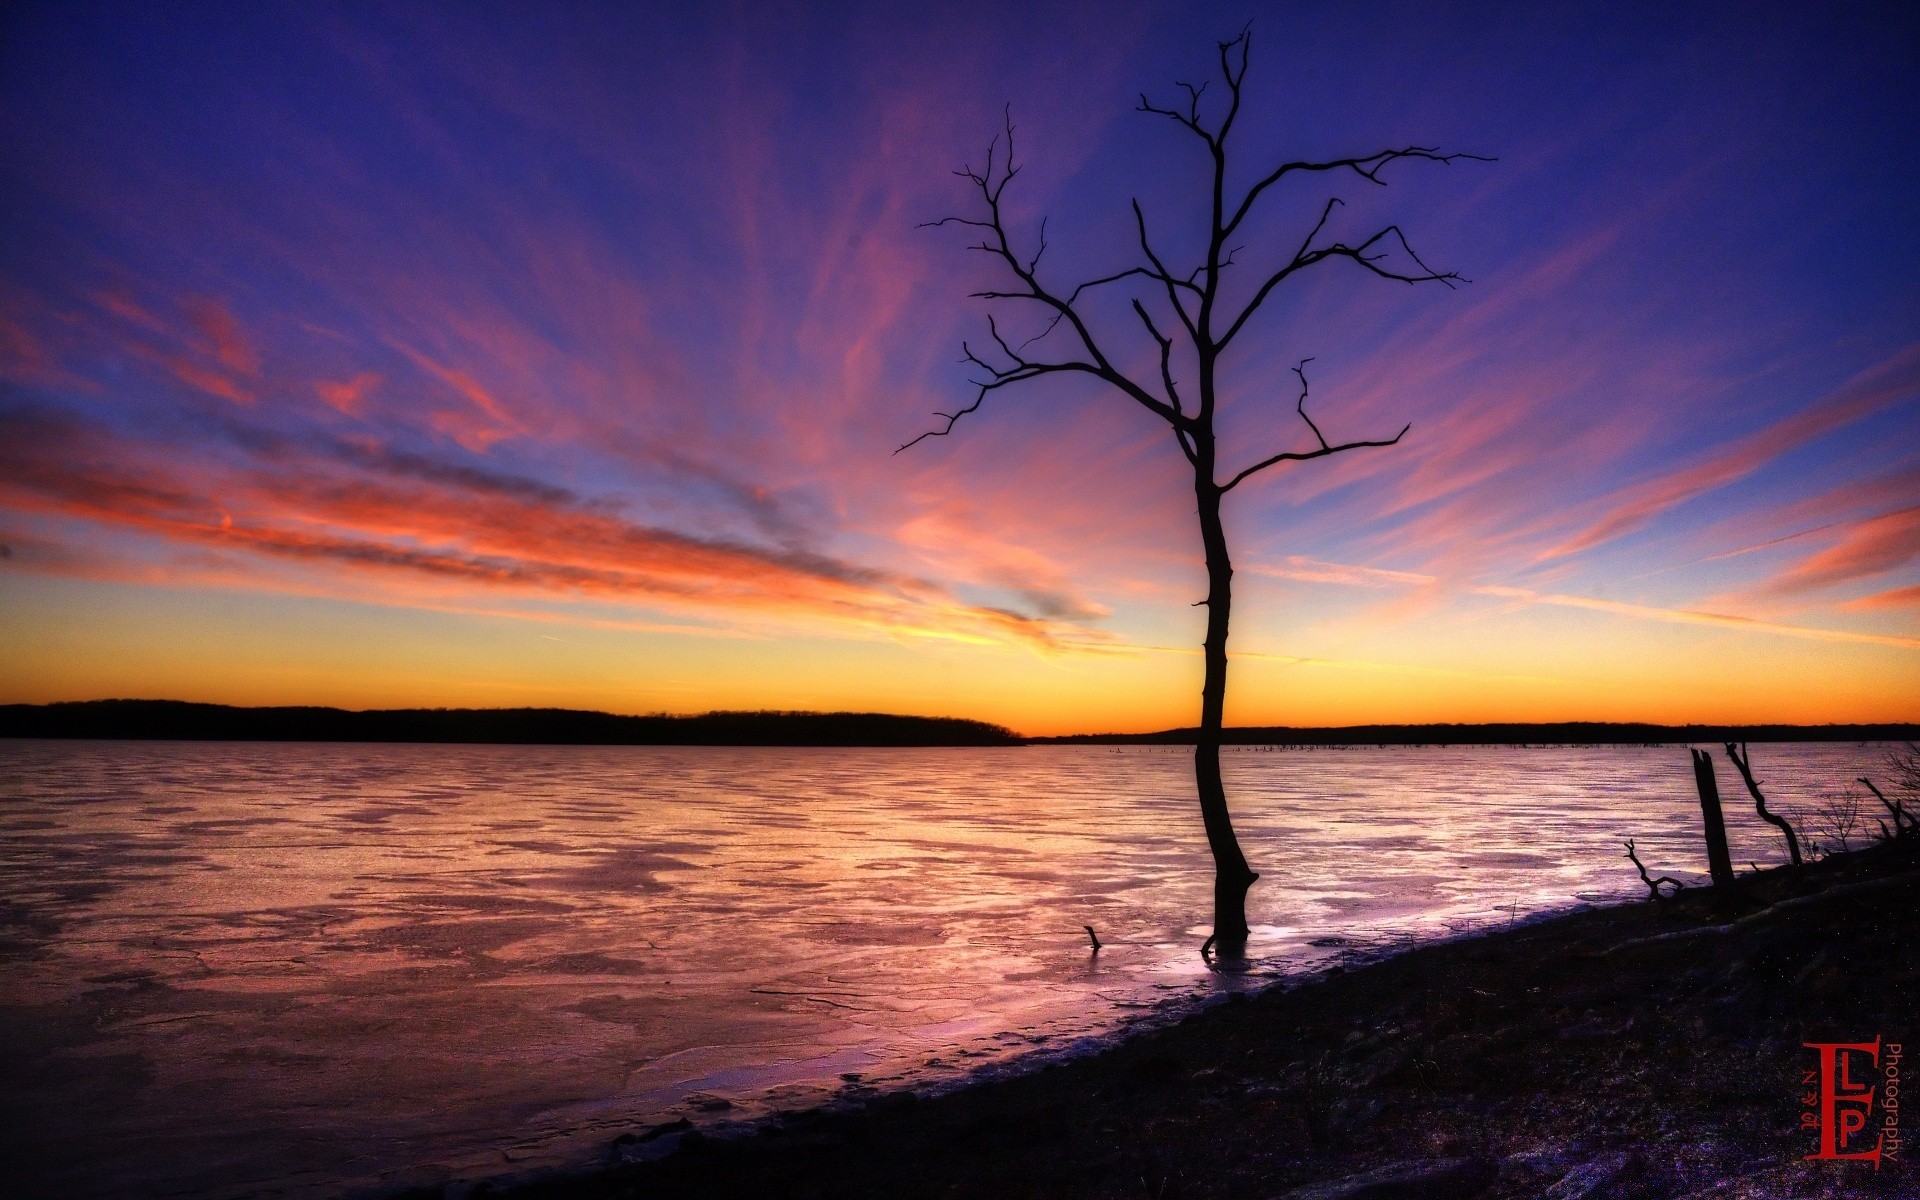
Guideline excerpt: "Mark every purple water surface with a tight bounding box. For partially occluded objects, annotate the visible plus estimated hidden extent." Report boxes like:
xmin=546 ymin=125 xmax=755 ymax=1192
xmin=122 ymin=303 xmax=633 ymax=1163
xmin=0 ymin=740 xmax=1892 ymax=1196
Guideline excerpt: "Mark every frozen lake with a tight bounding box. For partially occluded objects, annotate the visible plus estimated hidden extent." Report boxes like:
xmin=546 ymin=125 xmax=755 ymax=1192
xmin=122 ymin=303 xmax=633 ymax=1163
xmin=0 ymin=739 xmax=1894 ymax=1197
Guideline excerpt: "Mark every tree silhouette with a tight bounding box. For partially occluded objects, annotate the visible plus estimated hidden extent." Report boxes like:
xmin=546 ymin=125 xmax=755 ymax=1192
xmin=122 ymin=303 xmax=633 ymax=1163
xmin=905 ymin=27 xmax=1488 ymax=953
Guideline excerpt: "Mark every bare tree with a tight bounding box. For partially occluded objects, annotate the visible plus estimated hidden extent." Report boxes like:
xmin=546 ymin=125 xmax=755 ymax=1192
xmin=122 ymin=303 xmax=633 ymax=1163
xmin=904 ymin=28 xmax=1488 ymax=951
xmin=1808 ymin=785 xmax=1866 ymax=858
xmin=1858 ymin=743 xmax=1919 ymax=836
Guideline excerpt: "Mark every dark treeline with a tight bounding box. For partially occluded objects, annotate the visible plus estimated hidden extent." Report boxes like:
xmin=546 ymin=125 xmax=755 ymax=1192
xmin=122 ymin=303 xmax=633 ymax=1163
xmin=0 ymin=700 xmax=1021 ymax=747
xmin=5 ymin=702 xmax=1913 ymax=748
xmin=1040 ymin=721 xmax=1920 ymax=746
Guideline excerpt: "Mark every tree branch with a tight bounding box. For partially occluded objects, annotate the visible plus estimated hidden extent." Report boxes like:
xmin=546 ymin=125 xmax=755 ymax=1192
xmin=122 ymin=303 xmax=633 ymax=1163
xmin=1224 ymin=147 xmax=1496 ymax=239
xmin=896 ymin=350 xmax=1099 ymax=453
xmin=1625 ymin=839 xmax=1685 ymax=901
xmin=1063 ymin=265 xmax=1202 ymax=306
xmin=1213 ymin=26 xmax=1250 ymax=148
xmin=1218 ymin=361 xmax=1408 ymax=490
xmin=1218 ymin=223 xmax=1463 ymax=350
xmin=1724 ymin=742 xmax=1802 ymax=866
xmin=1859 ymin=777 xmax=1915 ymax=832
xmin=1290 ymin=358 xmax=1329 ymax=451
xmin=908 ymin=109 xmax=1190 ymax=446
xmin=1131 ymin=200 xmax=1199 ymax=339
xmin=1138 ymin=85 xmax=1217 ymax=149
xmin=1131 ymin=299 xmax=1199 ymax=465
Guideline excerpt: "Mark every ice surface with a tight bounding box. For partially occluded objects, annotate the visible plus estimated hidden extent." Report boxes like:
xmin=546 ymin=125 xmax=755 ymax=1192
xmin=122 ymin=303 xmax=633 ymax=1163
xmin=0 ymin=740 xmax=1886 ymax=1196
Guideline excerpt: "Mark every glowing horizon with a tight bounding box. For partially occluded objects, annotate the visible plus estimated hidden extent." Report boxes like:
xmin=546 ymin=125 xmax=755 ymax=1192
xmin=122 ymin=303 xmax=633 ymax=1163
xmin=2 ymin=3 xmax=1916 ymax=737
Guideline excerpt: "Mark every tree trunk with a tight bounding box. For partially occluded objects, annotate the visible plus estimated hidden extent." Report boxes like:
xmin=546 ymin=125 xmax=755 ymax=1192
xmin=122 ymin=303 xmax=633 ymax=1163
xmin=1194 ymin=478 xmax=1257 ymax=951
xmin=1690 ymin=748 xmax=1736 ymax=889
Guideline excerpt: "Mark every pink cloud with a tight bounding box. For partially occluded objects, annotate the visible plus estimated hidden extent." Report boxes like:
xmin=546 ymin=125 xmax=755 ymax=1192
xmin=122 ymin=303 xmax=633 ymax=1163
xmin=1843 ymin=585 xmax=1920 ymax=612
xmin=185 ymin=296 xmax=261 ymax=376
xmin=1752 ymin=505 xmax=1920 ymax=598
xmin=315 ymin=372 xmax=381 ymax=416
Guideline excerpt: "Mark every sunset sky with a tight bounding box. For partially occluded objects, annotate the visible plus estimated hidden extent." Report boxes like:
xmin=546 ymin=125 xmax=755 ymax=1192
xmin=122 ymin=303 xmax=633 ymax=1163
xmin=1 ymin=1 xmax=1915 ymax=735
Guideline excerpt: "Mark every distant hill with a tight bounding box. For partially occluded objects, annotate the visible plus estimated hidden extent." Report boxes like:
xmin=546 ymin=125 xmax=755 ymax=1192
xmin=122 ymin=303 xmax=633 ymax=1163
xmin=1037 ymin=721 xmax=1920 ymax=745
xmin=0 ymin=700 xmax=1021 ymax=747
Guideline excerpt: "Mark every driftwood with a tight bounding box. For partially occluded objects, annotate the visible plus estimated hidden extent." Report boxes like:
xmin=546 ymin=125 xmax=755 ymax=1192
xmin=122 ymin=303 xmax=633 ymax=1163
xmin=1624 ymin=839 xmax=1684 ymax=901
xmin=1724 ymin=742 xmax=1802 ymax=867
xmin=1605 ymin=873 xmax=1919 ymax=954
xmin=1859 ymin=777 xmax=1915 ymax=834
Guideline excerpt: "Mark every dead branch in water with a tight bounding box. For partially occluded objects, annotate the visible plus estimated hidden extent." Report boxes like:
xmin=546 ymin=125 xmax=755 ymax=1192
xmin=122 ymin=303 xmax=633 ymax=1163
xmin=1624 ymin=839 xmax=1685 ymax=901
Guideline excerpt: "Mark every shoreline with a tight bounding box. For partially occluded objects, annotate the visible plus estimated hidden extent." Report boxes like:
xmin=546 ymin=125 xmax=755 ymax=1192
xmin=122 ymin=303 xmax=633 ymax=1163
xmin=449 ymin=837 xmax=1917 ymax=1200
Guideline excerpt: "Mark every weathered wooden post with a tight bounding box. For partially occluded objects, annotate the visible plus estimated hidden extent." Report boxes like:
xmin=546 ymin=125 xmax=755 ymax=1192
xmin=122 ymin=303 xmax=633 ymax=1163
xmin=1690 ymin=747 xmax=1736 ymax=888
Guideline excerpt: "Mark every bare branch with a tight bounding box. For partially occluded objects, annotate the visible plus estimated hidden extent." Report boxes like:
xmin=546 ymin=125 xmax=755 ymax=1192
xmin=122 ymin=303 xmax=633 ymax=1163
xmin=1131 ymin=301 xmax=1182 ymax=414
xmin=896 ymin=355 xmax=1099 ymax=453
xmin=1218 ymin=223 xmax=1464 ymax=350
xmin=1214 ymin=26 xmax=1250 ymax=147
xmin=1220 ymin=424 xmax=1409 ymax=492
xmin=1063 ymin=265 xmax=1202 ymax=306
xmin=1178 ymin=80 xmax=1207 ymax=123
xmin=1138 ymin=89 xmax=1217 ymax=148
xmin=1133 ymin=200 xmax=1198 ymax=338
xmin=917 ymin=215 xmax=997 ymax=231
xmin=1016 ymin=310 xmax=1066 ymax=351
xmin=1724 ymin=742 xmax=1803 ymax=867
xmin=896 ymin=387 xmax=987 ymax=454
xmin=1291 ymin=358 xmax=1329 ymax=451
xmin=911 ymin=110 xmax=1190 ymax=442
xmin=1224 ymin=147 xmax=1496 ymax=239
xmin=1219 ymin=363 xmax=1408 ymax=491
xmin=1221 ymin=355 xmax=1405 ymax=491
xmin=1859 ymin=777 xmax=1915 ymax=832
xmin=1131 ymin=299 xmax=1199 ymax=466
xmin=1625 ymin=839 xmax=1685 ymax=901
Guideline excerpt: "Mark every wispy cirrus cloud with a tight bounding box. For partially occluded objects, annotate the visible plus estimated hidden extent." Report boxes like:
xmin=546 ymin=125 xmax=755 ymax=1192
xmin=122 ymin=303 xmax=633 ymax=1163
xmin=1246 ymin=556 xmax=1920 ymax=651
xmin=1844 ymin=585 xmax=1920 ymax=613
xmin=0 ymin=404 xmax=1112 ymax=653
xmin=1539 ymin=342 xmax=1920 ymax=561
xmin=1748 ymin=505 xmax=1920 ymax=599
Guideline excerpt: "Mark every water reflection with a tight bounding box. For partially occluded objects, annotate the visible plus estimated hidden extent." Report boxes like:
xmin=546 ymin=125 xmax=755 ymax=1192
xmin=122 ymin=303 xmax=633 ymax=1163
xmin=0 ymin=740 xmax=1886 ymax=1196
